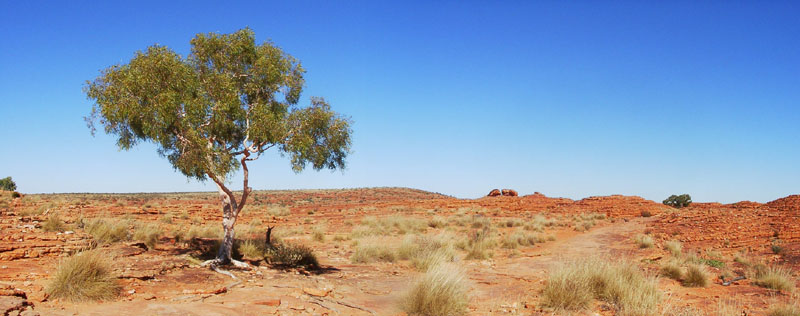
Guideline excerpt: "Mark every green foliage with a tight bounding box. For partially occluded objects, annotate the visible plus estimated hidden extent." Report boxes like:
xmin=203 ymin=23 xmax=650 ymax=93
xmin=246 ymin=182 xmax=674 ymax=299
xmin=0 ymin=176 xmax=16 ymax=191
xmin=266 ymin=243 xmax=319 ymax=268
xmin=663 ymin=194 xmax=692 ymax=208
xmin=85 ymin=27 xmax=352 ymax=181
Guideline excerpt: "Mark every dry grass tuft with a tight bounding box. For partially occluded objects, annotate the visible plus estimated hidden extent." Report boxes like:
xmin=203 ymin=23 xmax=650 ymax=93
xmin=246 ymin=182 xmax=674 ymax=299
xmin=398 ymin=234 xmax=456 ymax=271
xmin=133 ymin=223 xmax=162 ymax=249
xmin=351 ymin=240 xmax=397 ymax=263
xmin=463 ymin=228 xmax=494 ymax=260
xmin=664 ymin=240 xmax=682 ymax=257
xmin=42 ymin=213 xmax=67 ymax=232
xmin=634 ymin=234 xmax=654 ymax=248
xmin=541 ymin=259 xmax=661 ymax=316
xmin=45 ymin=249 xmax=121 ymax=302
xmin=85 ymin=219 xmax=129 ymax=244
xmin=682 ymin=264 xmax=709 ymax=287
xmin=768 ymin=303 xmax=800 ymax=316
xmin=660 ymin=260 xmax=684 ymax=280
xmin=754 ymin=266 xmax=795 ymax=292
xmin=400 ymin=263 xmax=470 ymax=316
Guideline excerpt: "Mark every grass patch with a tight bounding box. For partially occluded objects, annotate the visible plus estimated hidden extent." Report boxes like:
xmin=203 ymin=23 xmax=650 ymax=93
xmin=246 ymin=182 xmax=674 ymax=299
xmin=768 ymin=304 xmax=800 ymax=316
xmin=85 ymin=219 xmax=129 ymax=244
xmin=682 ymin=264 xmax=709 ymax=287
xmin=541 ymin=259 xmax=661 ymax=315
xmin=45 ymin=249 xmax=121 ymax=302
xmin=400 ymin=263 xmax=469 ymax=316
xmin=351 ymin=240 xmax=397 ymax=263
xmin=42 ymin=213 xmax=67 ymax=232
xmin=398 ymin=234 xmax=456 ymax=271
xmin=664 ymin=240 xmax=682 ymax=257
xmin=462 ymin=228 xmax=494 ymax=260
xmin=660 ymin=260 xmax=683 ymax=280
xmin=754 ymin=266 xmax=795 ymax=292
xmin=634 ymin=234 xmax=654 ymax=249
xmin=132 ymin=223 xmax=162 ymax=249
xmin=267 ymin=206 xmax=291 ymax=217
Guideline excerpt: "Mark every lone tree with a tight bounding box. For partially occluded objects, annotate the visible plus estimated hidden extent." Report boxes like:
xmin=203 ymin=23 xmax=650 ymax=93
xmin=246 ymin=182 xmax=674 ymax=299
xmin=85 ymin=28 xmax=352 ymax=269
xmin=663 ymin=194 xmax=692 ymax=208
xmin=0 ymin=177 xmax=16 ymax=191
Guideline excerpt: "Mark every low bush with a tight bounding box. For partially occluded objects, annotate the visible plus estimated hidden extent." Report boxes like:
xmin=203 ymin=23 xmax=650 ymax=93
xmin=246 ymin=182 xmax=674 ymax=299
xmin=400 ymin=263 xmax=469 ymax=316
xmin=45 ymin=249 xmax=120 ymax=301
xmin=266 ymin=243 xmax=318 ymax=268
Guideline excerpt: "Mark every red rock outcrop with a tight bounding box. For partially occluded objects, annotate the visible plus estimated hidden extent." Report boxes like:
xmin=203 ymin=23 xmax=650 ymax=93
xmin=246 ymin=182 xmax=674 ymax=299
xmin=487 ymin=189 xmax=501 ymax=197
xmin=501 ymin=189 xmax=518 ymax=197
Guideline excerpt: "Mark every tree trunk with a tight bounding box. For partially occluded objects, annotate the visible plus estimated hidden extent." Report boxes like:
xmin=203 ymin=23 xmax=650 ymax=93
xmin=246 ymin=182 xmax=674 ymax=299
xmin=215 ymin=187 xmax=239 ymax=264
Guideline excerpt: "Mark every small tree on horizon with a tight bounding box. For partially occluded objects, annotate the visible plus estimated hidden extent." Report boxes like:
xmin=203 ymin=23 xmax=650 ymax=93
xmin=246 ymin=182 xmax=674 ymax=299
xmin=663 ymin=194 xmax=692 ymax=208
xmin=0 ymin=177 xmax=16 ymax=191
xmin=85 ymin=28 xmax=352 ymax=269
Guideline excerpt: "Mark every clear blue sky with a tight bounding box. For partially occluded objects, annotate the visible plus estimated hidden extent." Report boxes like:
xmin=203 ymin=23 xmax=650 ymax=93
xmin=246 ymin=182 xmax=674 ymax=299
xmin=1 ymin=1 xmax=798 ymax=203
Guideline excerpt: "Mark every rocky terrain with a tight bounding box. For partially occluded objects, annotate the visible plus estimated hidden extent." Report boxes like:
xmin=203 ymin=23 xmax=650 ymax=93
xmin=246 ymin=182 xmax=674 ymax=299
xmin=0 ymin=188 xmax=797 ymax=315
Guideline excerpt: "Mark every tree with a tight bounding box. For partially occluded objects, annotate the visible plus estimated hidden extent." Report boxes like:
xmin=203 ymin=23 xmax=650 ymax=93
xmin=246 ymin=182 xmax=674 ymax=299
xmin=663 ymin=194 xmax=692 ymax=208
xmin=85 ymin=28 xmax=352 ymax=270
xmin=0 ymin=177 xmax=16 ymax=191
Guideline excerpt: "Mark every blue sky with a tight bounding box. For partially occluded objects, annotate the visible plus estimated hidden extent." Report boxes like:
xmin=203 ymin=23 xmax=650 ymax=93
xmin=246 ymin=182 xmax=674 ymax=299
xmin=1 ymin=1 xmax=798 ymax=203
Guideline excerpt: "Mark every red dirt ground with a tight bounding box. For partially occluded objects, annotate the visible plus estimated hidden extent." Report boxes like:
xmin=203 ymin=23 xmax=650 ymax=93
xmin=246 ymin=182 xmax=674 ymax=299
xmin=0 ymin=188 xmax=797 ymax=315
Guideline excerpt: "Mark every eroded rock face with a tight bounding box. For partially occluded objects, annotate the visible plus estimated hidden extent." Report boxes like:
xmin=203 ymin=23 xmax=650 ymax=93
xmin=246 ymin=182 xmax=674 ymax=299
xmin=487 ymin=189 xmax=501 ymax=197
xmin=501 ymin=189 xmax=518 ymax=197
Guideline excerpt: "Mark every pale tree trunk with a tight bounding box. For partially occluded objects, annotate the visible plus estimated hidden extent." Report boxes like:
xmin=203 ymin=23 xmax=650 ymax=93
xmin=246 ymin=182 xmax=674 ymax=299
xmin=205 ymin=152 xmax=253 ymax=270
xmin=216 ymin=187 xmax=238 ymax=264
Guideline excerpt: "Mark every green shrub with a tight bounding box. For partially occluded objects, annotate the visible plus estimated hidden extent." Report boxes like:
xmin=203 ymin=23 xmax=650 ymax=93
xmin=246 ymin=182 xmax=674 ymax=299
xmin=0 ymin=176 xmax=16 ymax=191
xmin=663 ymin=194 xmax=692 ymax=208
xmin=400 ymin=263 xmax=469 ymax=316
xmin=45 ymin=249 xmax=121 ymax=301
xmin=266 ymin=243 xmax=318 ymax=268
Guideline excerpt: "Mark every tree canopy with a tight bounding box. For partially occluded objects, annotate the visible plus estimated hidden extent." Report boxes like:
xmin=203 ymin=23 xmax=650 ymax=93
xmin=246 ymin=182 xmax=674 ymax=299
xmin=663 ymin=194 xmax=692 ymax=208
xmin=0 ymin=177 xmax=16 ymax=191
xmin=85 ymin=28 xmax=351 ymax=184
